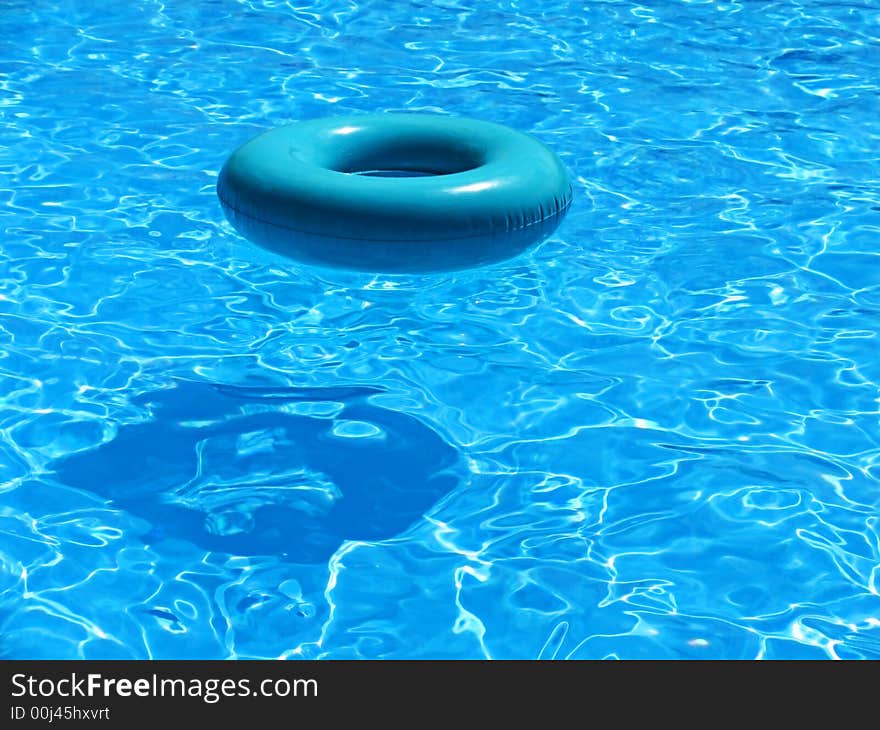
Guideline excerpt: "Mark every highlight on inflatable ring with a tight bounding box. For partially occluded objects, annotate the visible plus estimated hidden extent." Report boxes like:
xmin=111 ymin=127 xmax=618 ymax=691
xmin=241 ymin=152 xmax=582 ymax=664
xmin=217 ymin=114 xmax=572 ymax=273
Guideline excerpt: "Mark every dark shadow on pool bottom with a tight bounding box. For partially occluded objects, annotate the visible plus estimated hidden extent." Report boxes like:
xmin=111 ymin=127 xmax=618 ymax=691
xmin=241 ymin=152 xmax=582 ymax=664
xmin=53 ymin=380 xmax=460 ymax=564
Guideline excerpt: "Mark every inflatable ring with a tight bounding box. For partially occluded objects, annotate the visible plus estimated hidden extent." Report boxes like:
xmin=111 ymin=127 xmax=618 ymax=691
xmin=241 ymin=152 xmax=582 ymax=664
xmin=217 ymin=114 xmax=572 ymax=273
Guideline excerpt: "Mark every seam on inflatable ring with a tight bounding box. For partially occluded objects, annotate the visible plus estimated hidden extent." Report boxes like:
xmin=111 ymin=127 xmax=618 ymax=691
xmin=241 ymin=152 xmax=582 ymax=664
xmin=216 ymin=188 xmax=573 ymax=243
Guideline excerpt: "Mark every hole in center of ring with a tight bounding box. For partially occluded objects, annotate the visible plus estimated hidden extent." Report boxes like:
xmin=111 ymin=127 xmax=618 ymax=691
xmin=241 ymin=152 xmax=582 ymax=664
xmin=328 ymin=136 xmax=485 ymax=178
xmin=350 ymin=169 xmax=441 ymax=178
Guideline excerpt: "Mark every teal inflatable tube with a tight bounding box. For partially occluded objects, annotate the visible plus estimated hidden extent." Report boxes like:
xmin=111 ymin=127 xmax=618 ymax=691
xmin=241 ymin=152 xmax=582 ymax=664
xmin=217 ymin=114 xmax=572 ymax=273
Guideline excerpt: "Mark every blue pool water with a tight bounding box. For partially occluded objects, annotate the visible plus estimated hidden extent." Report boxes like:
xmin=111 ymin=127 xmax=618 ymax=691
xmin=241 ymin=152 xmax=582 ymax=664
xmin=1 ymin=0 xmax=879 ymax=660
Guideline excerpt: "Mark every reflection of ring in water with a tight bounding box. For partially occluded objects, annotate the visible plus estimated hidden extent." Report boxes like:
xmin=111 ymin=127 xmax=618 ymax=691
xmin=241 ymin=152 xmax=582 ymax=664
xmin=54 ymin=380 xmax=460 ymax=563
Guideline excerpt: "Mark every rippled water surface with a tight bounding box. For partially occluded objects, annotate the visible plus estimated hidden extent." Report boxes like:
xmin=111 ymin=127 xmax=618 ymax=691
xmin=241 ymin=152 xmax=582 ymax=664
xmin=2 ymin=0 xmax=879 ymax=659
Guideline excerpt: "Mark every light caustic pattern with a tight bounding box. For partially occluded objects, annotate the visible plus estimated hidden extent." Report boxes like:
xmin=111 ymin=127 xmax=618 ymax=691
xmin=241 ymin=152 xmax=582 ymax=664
xmin=0 ymin=0 xmax=879 ymax=658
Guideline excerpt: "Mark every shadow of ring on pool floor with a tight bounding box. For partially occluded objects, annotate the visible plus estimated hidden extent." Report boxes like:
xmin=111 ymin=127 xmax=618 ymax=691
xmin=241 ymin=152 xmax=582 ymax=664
xmin=52 ymin=379 xmax=461 ymax=564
